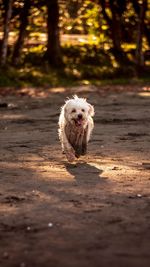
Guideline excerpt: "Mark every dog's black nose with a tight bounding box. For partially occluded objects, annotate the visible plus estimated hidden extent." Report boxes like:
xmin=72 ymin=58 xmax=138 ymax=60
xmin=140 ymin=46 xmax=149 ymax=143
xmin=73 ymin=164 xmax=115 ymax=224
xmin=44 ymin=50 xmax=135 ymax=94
xmin=78 ymin=114 xmax=83 ymax=119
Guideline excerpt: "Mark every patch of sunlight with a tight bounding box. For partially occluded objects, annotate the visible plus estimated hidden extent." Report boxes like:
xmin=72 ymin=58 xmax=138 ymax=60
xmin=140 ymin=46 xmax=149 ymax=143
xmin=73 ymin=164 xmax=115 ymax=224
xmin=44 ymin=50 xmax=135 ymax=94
xmin=23 ymin=48 xmax=28 ymax=52
xmin=2 ymin=31 xmax=18 ymax=44
xmin=61 ymin=34 xmax=98 ymax=45
xmin=31 ymin=70 xmax=43 ymax=77
xmin=88 ymin=36 xmax=99 ymax=45
xmin=49 ymin=87 xmax=66 ymax=93
xmin=72 ymin=68 xmax=81 ymax=77
xmin=1 ymin=162 xmax=22 ymax=168
xmin=102 ymin=25 xmax=109 ymax=30
xmin=110 ymin=54 xmax=119 ymax=68
xmin=93 ymin=157 xmax=149 ymax=172
xmin=28 ymin=45 xmax=45 ymax=53
xmin=92 ymin=36 xmax=97 ymax=41
xmin=20 ymin=67 xmax=43 ymax=78
xmin=1 ymin=114 xmax=26 ymax=120
xmin=143 ymin=86 xmax=150 ymax=91
xmin=29 ymin=32 xmax=46 ymax=42
xmin=66 ymin=25 xmax=72 ymax=31
xmin=35 ymin=165 xmax=75 ymax=181
xmin=128 ymin=53 xmax=134 ymax=61
xmin=138 ymin=91 xmax=150 ymax=97
xmin=81 ymin=80 xmax=90 ymax=85
xmin=121 ymin=43 xmax=136 ymax=51
xmin=19 ymin=66 xmax=32 ymax=73
xmin=0 ymin=204 xmax=18 ymax=213
xmin=88 ymin=162 xmax=102 ymax=170
xmin=78 ymin=37 xmax=87 ymax=43
xmin=70 ymin=85 xmax=97 ymax=93
xmin=104 ymin=43 xmax=110 ymax=50
xmin=145 ymin=61 xmax=150 ymax=66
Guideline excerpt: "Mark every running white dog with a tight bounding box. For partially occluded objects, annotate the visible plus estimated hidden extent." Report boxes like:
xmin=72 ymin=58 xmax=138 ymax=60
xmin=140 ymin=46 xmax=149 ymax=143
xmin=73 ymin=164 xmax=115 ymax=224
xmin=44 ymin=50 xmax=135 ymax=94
xmin=58 ymin=95 xmax=94 ymax=162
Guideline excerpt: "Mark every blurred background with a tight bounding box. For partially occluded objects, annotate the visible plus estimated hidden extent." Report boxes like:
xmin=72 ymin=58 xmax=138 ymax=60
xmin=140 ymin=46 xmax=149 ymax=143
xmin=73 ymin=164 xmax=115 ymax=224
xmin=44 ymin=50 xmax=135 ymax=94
xmin=0 ymin=0 xmax=150 ymax=88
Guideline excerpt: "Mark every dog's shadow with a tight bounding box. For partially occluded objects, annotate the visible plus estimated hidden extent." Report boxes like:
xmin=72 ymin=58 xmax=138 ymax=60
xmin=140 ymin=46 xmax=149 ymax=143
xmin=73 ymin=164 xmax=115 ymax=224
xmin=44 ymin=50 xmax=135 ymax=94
xmin=65 ymin=162 xmax=107 ymax=186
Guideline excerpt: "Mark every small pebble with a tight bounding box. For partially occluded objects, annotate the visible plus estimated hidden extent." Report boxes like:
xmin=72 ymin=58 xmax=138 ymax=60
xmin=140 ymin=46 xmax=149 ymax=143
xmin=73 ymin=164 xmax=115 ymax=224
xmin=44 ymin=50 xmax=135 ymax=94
xmin=137 ymin=194 xmax=142 ymax=198
xmin=8 ymin=103 xmax=17 ymax=109
xmin=27 ymin=226 xmax=31 ymax=231
xmin=48 ymin=222 xmax=53 ymax=228
xmin=112 ymin=166 xmax=119 ymax=170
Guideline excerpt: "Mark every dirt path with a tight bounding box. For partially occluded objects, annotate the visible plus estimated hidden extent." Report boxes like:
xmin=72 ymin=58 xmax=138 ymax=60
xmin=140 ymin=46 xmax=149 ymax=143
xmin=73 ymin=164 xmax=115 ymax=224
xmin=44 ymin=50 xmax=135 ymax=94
xmin=0 ymin=86 xmax=150 ymax=267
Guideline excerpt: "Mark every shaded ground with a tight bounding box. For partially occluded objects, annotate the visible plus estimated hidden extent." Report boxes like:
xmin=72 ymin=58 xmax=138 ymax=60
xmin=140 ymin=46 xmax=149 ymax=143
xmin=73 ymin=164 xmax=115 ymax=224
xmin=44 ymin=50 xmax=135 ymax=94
xmin=0 ymin=85 xmax=150 ymax=267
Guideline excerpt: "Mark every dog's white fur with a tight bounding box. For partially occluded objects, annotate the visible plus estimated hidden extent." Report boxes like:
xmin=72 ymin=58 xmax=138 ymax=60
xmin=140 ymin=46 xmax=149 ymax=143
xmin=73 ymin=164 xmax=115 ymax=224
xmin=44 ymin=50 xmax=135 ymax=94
xmin=58 ymin=95 xmax=94 ymax=162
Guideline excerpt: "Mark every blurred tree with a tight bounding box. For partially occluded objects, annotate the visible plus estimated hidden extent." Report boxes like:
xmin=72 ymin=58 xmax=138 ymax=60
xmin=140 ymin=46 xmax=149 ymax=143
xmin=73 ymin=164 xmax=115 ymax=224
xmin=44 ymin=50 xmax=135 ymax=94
xmin=0 ymin=0 xmax=149 ymax=73
xmin=46 ymin=0 xmax=62 ymax=66
xmin=98 ymin=0 xmax=130 ymax=64
xmin=12 ymin=0 xmax=31 ymax=65
xmin=0 ymin=0 xmax=13 ymax=66
xmin=132 ymin=0 xmax=150 ymax=46
xmin=135 ymin=0 xmax=147 ymax=69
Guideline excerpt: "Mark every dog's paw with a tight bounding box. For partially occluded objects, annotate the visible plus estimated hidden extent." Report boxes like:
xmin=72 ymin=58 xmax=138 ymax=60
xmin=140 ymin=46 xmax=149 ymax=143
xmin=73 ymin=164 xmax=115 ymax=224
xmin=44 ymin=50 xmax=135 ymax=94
xmin=74 ymin=144 xmax=87 ymax=157
xmin=65 ymin=147 xmax=76 ymax=162
xmin=74 ymin=146 xmax=81 ymax=158
xmin=81 ymin=143 xmax=87 ymax=155
xmin=66 ymin=151 xmax=76 ymax=162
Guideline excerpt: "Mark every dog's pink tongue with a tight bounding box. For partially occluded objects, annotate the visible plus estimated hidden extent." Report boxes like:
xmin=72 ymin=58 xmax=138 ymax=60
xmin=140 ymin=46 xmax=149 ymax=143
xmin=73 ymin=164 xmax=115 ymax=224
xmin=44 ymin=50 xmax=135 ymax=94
xmin=77 ymin=119 xmax=82 ymax=126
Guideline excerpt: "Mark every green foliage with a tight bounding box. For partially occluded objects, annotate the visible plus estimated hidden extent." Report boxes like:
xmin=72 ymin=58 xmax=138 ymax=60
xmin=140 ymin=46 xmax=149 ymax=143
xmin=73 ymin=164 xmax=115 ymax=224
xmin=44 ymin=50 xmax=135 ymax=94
xmin=0 ymin=64 xmax=75 ymax=87
xmin=0 ymin=0 xmax=149 ymax=86
xmin=0 ymin=42 xmax=149 ymax=88
xmin=60 ymin=0 xmax=101 ymax=35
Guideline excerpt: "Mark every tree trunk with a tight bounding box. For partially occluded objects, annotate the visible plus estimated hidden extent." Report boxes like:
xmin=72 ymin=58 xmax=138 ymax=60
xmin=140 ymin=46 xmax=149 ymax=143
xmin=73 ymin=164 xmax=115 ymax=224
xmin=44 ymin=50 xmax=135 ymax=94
xmin=109 ymin=0 xmax=129 ymax=64
xmin=132 ymin=0 xmax=150 ymax=47
xmin=100 ymin=0 xmax=129 ymax=64
xmin=110 ymin=0 xmax=122 ymax=51
xmin=12 ymin=0 xmax=31 ymax=65
xmin=46 ymin=0 xmax=62 ymax=66
xmin=135 ymin=0 xmax=147 ymax=69
xmin=0 ymin=0 xmax=13 ymax=66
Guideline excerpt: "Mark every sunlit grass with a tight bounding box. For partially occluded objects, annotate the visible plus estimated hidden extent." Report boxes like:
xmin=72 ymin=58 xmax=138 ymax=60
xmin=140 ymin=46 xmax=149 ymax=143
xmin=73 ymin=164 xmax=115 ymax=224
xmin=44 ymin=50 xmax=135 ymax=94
xmin=0 ymin=41 xmax=149 ymax=88
xmin=121 ymin=43 xmax=136 ymax=51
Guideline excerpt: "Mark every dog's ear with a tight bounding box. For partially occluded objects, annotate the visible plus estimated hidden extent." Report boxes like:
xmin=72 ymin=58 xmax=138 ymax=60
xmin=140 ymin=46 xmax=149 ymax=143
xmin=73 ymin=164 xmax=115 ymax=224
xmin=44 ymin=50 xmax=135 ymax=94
xmin=62 ymin=104 xmax=67 ymax=120
xmin=63 ymin=101 xmax=70 ymax=120
xmin=88 ymin=104 xmax=95 ymax=117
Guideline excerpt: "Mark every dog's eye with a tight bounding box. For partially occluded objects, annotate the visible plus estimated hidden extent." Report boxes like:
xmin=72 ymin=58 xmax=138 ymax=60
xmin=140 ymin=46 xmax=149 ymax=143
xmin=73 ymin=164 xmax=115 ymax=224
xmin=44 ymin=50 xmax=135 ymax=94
xmin=72 ymin=109 xmax=76 ymax=113
xmin=81 ymin=109 xmax=85 ymax=112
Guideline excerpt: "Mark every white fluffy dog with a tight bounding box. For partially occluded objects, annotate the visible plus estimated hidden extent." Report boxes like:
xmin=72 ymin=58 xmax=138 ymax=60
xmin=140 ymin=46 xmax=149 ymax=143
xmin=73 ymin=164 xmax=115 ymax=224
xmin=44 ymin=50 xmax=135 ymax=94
xmin=58 ymin=95 xmax=94 ymax=162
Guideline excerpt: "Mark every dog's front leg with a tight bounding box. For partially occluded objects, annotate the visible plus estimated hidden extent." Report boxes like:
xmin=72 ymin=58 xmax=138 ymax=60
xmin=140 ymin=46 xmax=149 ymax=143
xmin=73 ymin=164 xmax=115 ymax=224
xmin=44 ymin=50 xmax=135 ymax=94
xmin=86 ymin=119 xmax=94 ymax=143
xmin=81 ymin=128 xmax=87 ymax=155
xmin=62 ymin=130 xmax=75 ymax=162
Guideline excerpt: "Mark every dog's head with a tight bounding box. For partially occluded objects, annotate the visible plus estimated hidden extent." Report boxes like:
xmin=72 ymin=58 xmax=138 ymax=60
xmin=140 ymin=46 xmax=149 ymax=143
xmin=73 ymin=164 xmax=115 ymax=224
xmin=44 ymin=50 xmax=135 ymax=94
xmin=62 ymin=95 xmax=94 ymax=127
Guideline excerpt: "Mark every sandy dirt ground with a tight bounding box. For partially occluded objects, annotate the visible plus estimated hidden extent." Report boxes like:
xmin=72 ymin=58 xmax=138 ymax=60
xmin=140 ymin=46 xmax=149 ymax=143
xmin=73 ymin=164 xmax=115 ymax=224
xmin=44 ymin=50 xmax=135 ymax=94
xmin=0 ymin=85 xmax=150 ymax=267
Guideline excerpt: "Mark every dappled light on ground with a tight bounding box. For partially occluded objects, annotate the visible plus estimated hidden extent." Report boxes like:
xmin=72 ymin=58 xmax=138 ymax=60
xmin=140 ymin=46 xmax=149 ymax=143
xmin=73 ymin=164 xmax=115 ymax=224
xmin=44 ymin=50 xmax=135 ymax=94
xmin=0 ymin=203 xmax=18 ymax=214
xmin=1 ymin=114 xmax=26 ymax=120
xmin=0 ymin=87 xmax=150 ymax=267
xmin=137 ymin=90 xmax=150 ymax=97
xmin=0 ymin=84 xmax=149 ymax=98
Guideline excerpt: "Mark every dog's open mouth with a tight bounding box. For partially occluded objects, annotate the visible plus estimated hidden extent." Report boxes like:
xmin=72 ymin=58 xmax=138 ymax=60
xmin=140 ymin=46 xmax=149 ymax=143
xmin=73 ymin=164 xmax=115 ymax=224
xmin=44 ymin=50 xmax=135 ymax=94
xmin=74 ymin=118 xmax=83 ymax=126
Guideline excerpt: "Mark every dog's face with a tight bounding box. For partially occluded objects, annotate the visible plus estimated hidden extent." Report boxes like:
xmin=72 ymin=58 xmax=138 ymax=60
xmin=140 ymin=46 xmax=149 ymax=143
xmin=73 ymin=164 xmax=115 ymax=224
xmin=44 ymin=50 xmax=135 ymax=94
xmin=63 ymin=96 xmax=94 ymax=127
